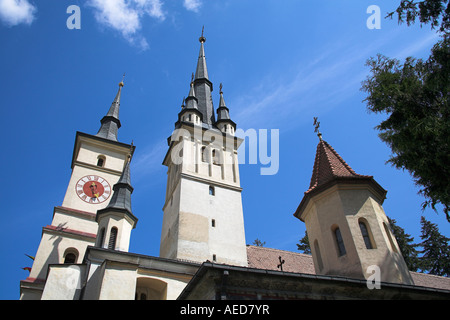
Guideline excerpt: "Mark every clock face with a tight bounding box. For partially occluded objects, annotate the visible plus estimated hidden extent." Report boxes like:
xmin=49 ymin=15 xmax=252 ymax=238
xmin=76 ymin=175 xmax=111 ymax=204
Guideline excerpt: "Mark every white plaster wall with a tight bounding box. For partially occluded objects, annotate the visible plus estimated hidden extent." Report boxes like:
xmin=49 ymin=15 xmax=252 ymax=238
xmin=98 ymin=264 xmax=137 ymax=300
xmin=41 ymin=265 xmax=85 ymax=300
xmin=29 ymin=231 xmax=94 ymax=281
xmin=51 ymin=208 xmax=98 ymax=235
xmin=177 ymin=178 xmax=247 ymax=266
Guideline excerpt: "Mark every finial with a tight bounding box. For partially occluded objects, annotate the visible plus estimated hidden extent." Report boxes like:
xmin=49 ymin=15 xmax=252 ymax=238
xmin=127 ymin=140 xmax=134 ymax=162
xmin=313 ymin=117 xmax=323 ymax=141
xmin=219 ymin=83 xmax=223 ymax=94
xmin=119 ymin=73 xmax=125 ymax=87
xmin=191 ymin=72 xmax=194 ymax=83
xmin=199 ymin=25 xmax=206 ymax=43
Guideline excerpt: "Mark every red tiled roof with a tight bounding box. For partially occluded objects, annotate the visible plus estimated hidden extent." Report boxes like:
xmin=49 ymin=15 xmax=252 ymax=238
xmin=306 ymin=140 xmax=371 ymax=194
xmin=246 ymin=245 xmax=450 ymax=291
xmin=247 ymin=245 xmax=315 ymax=274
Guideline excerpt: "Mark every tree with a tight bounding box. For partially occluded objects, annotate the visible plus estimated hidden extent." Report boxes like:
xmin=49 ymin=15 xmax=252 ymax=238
xmin=296 ymin=231 xmax=311 ymax=254
xmin=388 ymin=217 xmax=421 ymax=271
xmin=419 ymin=216 xmax=450 ymax=276
xmin=252 ymin=238 xmax=266 ymax=247
xmin=387 ymin=0 xmax=450 ymax=35
xmin=361 ymin=34 xmax=450 ymax=221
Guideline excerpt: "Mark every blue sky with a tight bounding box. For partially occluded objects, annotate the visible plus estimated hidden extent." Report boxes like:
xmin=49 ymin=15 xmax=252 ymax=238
xmin=0 ymin=0 xmax=448 ymax=299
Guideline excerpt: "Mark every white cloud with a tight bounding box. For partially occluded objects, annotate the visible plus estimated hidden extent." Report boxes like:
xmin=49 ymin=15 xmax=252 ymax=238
xmin=0 ymin=0 xmax=36 ymax=26
xmin=183 ymin=0 xmax=202 ymax=12
xmin=87 ymin=0 xmax=165 ymax=50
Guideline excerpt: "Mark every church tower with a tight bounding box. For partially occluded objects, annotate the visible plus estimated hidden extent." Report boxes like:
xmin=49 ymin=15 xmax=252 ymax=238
xmin=20 ymin=80 xmax=135 ymax=299
xmin=160 ymin=32 xmax=247 ymax=267
xmin=294 ymin=128 xmax=414 ymax=285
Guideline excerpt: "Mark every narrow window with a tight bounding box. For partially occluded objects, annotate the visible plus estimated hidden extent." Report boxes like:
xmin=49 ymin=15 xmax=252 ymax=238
xmin=97 ymin=155 xmax=106 ymax=167
xmin=209 ymin=186 xmax=215 ymax=196
xmin=359 ymin=220 xmax=374 ymax=249
xmin=212 ymin=149 xmax=220 ymax=165
xmin=334 ymin=227 xmax=346 ymax=256
xmin=201 ymin=146 xmax=207 ymax=162
xmin=212 ymin=219 xmax=216 ymax=227
xmin=188 ymin=114 xmax=192 ymax=122
xmin=212 ymin=254 xmax=217 ymax=262
xmin=108 ymin=227 xmax=118 ymax=250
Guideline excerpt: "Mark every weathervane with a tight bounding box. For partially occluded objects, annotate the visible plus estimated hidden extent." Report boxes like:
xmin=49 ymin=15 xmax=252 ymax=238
xmin=313 ymin=117 xmax=323 ymax=141
xmin=119 ymin=73 xmax=125 ymax=87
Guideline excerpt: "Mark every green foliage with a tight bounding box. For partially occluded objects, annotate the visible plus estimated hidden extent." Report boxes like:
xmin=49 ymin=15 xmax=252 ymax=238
xmin=252 ymin=238 xmax=266 ymax=247
xmin=419 ymin=216 xmax=450 ymax=276
xmin=361 ymin=37 xmax=450 ymax=221
xmin=387 ymin=0 xmax=450 ymax=34
xmin=296 ymin=231 xmax=311 ymax=254
xmin=388 ymin=217 xmax=421 ymax=271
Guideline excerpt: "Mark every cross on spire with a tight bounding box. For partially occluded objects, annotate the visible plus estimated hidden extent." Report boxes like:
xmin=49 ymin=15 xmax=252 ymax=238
xmin=199 ymin=26 xmax=206 ymax=43
xmin=277 ymin=256 xmax=285 ymax=271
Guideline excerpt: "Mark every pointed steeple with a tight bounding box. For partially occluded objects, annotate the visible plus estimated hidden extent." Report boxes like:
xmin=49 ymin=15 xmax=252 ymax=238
xmin=294 ymin=137 xmax=387 ymax=221
xmin=104 ymin=156 xmax=134 ymax=214
xmin=185 ymin=73 xmax=199 ymax=110
xmin=306 ymin=139 xmax=372 ymax=194
xmin=193 ymin=27 xmax=215 ymax=126
xmin=195 ymin=26 xmax=209 ymax=80
xmin=96 ymin=79 xmax=124 ymax=141
xmin=96 ymin=151 xmax=138 ymax=251
xmin=215 ymin=83 xmax=236 ymax=135
xmin=216 ymin=83 xmax=231 ymax=121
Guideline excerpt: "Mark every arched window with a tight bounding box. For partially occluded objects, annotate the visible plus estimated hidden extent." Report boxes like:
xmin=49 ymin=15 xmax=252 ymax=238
xmin=97 ymin=155 xmax=106 ymax=167
xmin=333 ymin=227 xmax=346 ymax=257
xmin=63 ymin=248 xmax=79 ymax=264
xmin=108 ymin=227 xmax=118 ymax=250
xmin=209 ymin=186 xmax=215 ymax=196
xmin=212 ymin=149 xmax=220 ymax=165
xmin=359 ymin=219 xmax=375 ymax=249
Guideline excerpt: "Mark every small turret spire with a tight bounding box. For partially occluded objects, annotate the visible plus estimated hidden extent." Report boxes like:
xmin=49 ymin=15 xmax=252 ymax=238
xmin=185 ymin=73 xmax=199 ymax=110
xmin=215 ymin=83 xmax=236 ymax=134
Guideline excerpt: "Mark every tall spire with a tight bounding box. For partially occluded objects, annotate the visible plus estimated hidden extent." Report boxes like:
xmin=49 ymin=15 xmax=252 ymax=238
xmin=96 ymin=78 xmax=124 ymax=141
xmin=195 ymin=26 xmax=209 ymax=80
xmin=193 ymin=27 xmax=215 ymax=126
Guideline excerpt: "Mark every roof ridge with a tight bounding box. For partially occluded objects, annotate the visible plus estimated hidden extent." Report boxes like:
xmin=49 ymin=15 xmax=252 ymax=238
xmin=246 ymin=245 xmax=313 ymax=258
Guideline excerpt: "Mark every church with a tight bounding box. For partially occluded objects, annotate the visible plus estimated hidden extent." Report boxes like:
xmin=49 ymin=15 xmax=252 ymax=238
xmin=19 ymin=32 xmax=450 ymax=300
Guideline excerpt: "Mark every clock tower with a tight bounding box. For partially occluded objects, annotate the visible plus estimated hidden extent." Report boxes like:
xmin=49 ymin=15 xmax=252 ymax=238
xmin=20 ymin=80 xmax=135 ymax=300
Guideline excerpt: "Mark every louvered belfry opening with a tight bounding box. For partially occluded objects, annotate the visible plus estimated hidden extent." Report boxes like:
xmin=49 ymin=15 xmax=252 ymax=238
xmin=108 ymin=227 xmax=118 ymax=250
